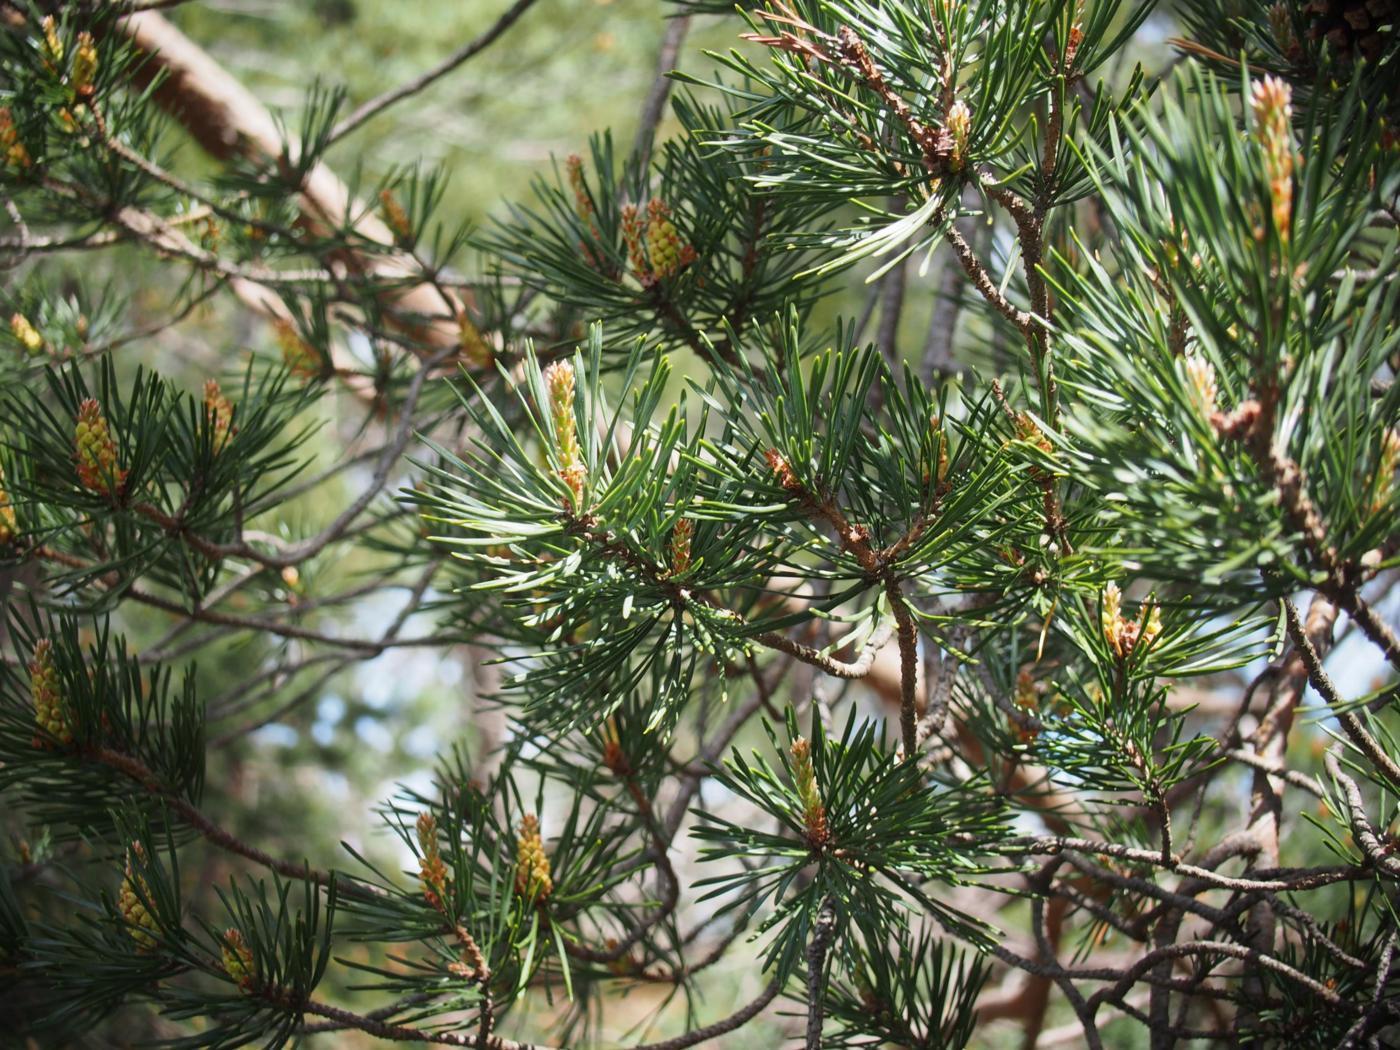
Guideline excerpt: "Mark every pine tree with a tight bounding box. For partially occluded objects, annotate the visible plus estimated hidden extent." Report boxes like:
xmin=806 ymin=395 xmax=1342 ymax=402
xmin=1 ymin=1 xmax=1398 ymax=1047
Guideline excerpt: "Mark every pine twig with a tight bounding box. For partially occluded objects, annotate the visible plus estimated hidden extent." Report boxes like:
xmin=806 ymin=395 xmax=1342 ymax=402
xmin=805 ymin=896 xmax=838 ymax=1049
xmin=328 ymin=0 xmax=542 ymax=145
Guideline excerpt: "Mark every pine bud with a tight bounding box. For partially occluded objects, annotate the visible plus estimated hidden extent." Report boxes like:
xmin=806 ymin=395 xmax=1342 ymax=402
xmin=1144 ymin=604 xmax=1163 ymax=650
xmin=1014 ymin=412 xmax=1053 ymax=455
xmin=622 ymin=199 xmax=696 ymax=285
xmin=514 ymin=813 xmax=553 ymax=900
xmin=601 ymin=936 xmax=636 ymax=977
xmin=566 ymin=154 xmax=593 ymax=221
xmin=566 ymin=155 xmax=607 ymax=268
xmin=1012 ymin=669 xmax=1041 ymax=744
xmin=1013 ymin=669 xmax=1039 ymax=715
xmin=643 ymin=199 xmax=696 ymax=281
xmin=74 ymin=398 xmax=126 ymax=496
xmin=1268 ymin=3 xmax=1301 ymax=60
xmin=70 ymin=32 xmax=97 ymax=97
xmin=456 ymin=312 xmax=494 ymax=369
xmin=30 ymin=639 xmax=72 ymax=746
xmin=1250 ymin=75 xmax=1294 ymax=243
xmin=1370 ymin=427 xmax=1400 ymax=516
xmin=1101 ymin=581 xmax=1123 ymax=652
xmin=0 ymin=465 xmax=16 ymax=546
xmin=10 ymin=313 xmax=43 ymax=355
xmin=855 ymin=967 xmax=882 ymax=1012
xmin=764 ymin=448 xmax=801 ymax=492
xmin=119 ymin=845 xmax=159 ymax=952
xmin=621 ymin=204 xmax=648 ymax=279
xmin=543 ymin=361 xmax=586 ymax=505
xmin=0 ymin=108 xmax=31 ymax=171
xmin=789 ymin=738 xmax=829 ymax=848
xmin=669 ymin=517 xmax=693 ymax=575
xmin=203 ymin=379 xmax=236 ymax=453
xmin=273 ymin=319 xmax=322 ymax=380
xmin=1101 ymin=581 xmax=1162 ymax=659
xmin=1184 ymin=353 xmax=1218 ymax=417
xmin=600 ymin=717 xmax=629 ymax=776
xmin=416 ymin=812 xmax=451 ymax=911
xmin=379 ymin=189 xmax=413 ymax=247
xmin=41 ymin=16 xmax=63 ymax=67
xmin=198 ymin=215 xmax=221 ymax=254
xmin=220 ymin=928 xmax=256 ymax=991
xmin=1064 ymin=23 xmax=1085 ymax=67
xmin=924 ymin=415 xmax=950 ymax=487
xmin=946 ymin=100 xmax=972 ymax=172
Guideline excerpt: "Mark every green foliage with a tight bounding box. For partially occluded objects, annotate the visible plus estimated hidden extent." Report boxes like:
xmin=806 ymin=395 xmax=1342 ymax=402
xmin=1 ymin=359 xmax=317 ymax=604
xmin=1 ymin=1 xmax=1398 ymax=1047
xmin=694 ymin=709 xmax=1006 ymax=977
xmin=0 ymin=612 xmax=204 ymax=837
xmin=481 ymin=93 xmax=832 ymax=362
xmin=820 ymin=926 xmax=987 ymax=1049
xmin=691 ymin=0 xmax=1151 ymax=272
xmin=1055 ymin=66 xmax=1400 ymax=600
xmin=344 ymin=746 xmax=644 ymax=1009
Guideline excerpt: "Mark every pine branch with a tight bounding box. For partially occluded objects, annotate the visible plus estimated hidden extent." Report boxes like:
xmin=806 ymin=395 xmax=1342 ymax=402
xmin=111 ymin=10 xmax=468 ymax=349
xmin=632 ymin=15 xmax=692 ymax=157
xmin=804 ymin=895 xmax=837 ymax=1049
xmin=83 ymin=745 xmax=381 ymax=900
xmin=1283 ymin=597 xmax=1400 ymax=793
xmin=327 ymin=0 xmax=542 ymax=145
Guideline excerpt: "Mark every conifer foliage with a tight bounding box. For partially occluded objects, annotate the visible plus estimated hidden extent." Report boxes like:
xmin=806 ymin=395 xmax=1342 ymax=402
xmin=0 ymin=0 xmax=1398 ymax=1046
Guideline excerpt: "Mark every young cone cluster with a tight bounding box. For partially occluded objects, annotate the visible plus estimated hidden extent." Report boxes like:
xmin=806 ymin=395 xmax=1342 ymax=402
xmin=456 ymin=312 xmax=494 ymax=369
xmin=0 ymin=107 xmax=30 ymax=170
xmin=273 ymin=319 xmax=322 ymax=380
xmin=220 ymin=928 xmax=256 ymax=992
xmin=1101 ymin=582 xmax=1163 ymax=660
xmin=29 ymin=639 xmax=71 ymax=746
xmin=946 ymin=100 xmax=972 ymax=171
xmin=0 ymin=464 xmax=16 ymax=545
xmin=669 ymin=517 xmax=693 ymax=575
xmin=790 ymin=738 xmax=829 ymax=848
xmin=70 ymin=31 xmax=97 ymax=97
xmin=118 ymin=846 xmax=159 ymax=952
xmin=40 ymin=15 xmax=63 ymax=67
xmin=1372 ymin=428 xmax=1400 ymax=515
xmin=447 ymin=926 xmax=488 ymax=982
xmin=74 ymin=398 xmax=125 ymax=496
xmin=514 ymin=814 xmax=552 ymax=900
xmin=565 ymin=154 xmax=605 ymax=270
xmin=1184 ymin=353 xmax=1219 ymax=416
xmin=416 ymin=812 xmax=451 ymax=912
xmin=379 ymin=189 xmax=413 ymax=247
xmin=10 ymin=312 xmax=42 ymax=355
xmin=924 ymin=416 xmax=950 ymax=488
xmin=1012 ymin=670 xmax=1042 ymax=745
xmin=203 ymin=380 xmax=236 ymax=453
xmin=543 ymin=361 xmax=586 ymax=505
xmin=1250 ymin=75 xmax=1295 ymax=243
xmin=621 ymin=199 xmax=696 ymax=285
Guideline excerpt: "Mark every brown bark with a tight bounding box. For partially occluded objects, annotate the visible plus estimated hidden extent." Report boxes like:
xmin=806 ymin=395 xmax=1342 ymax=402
xmin=1239 ymin=594 xmax=1337 ymax=1022
xmin=112 ymin=12 xmax=465 ymax=351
